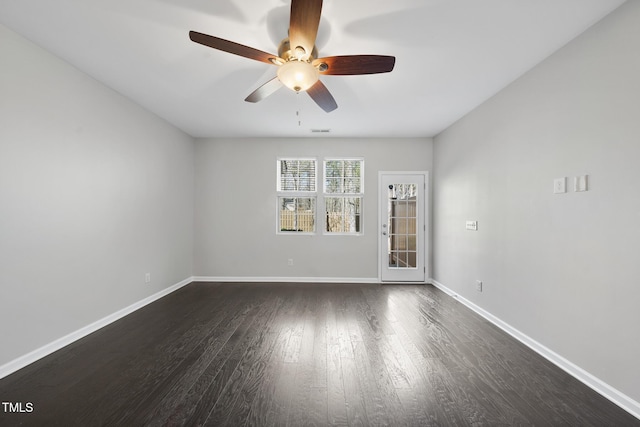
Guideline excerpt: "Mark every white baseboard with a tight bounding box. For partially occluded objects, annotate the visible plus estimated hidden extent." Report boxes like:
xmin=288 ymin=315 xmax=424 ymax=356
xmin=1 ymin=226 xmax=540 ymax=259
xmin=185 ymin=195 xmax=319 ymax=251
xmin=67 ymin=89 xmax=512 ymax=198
xmin=430 ymin=279 xmax=640 ymax=420
xmin=0 ymin=276 xmax=193 ymax=380
xmin=192 ymin=276 xmax=380 ymax=284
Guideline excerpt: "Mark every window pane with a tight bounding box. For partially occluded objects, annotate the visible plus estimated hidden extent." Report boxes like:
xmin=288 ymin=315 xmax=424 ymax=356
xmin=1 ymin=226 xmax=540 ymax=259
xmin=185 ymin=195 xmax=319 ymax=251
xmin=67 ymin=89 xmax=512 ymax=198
xmin=325 ymin=160 xmax=342 ymax=177
xmin=392 ymin=183 xmax=416 ymax=200
xmin=279 ymin=197 xmax=315 ymax=232
xmin=279 ymin=159 xmax=316 ymax=192
xmin=325 ymin=196 xmax=361 ymax=233
xmin=324 ymin=160 xmax=362 ymax=194
xmin=344 ymin=177 xmax=361 ymax=193
xmin=324 ymin=177 xmax=343 ymax=193
xmin=325 ymin=197 xmax=344 ymax=232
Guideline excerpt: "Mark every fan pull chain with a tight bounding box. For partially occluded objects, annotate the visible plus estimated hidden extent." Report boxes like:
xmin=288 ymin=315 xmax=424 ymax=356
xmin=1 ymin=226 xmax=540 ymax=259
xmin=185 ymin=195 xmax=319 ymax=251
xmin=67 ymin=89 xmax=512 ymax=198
xmin=296 ymin=92 xmax=302 ymax=127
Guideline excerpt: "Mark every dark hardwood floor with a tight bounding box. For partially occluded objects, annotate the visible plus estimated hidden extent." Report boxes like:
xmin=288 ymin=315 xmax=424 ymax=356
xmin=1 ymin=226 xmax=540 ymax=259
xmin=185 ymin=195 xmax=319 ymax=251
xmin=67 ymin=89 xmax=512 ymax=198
xmin=1 ymin=282 xmax=638 ymax=426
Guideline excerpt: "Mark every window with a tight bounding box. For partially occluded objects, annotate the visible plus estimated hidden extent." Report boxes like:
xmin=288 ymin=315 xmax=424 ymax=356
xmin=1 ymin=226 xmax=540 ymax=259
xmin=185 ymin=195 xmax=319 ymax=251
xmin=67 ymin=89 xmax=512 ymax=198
xmin=324 ymin=159 xmax=363 ymax=234
xmin=276 ymin=158 xmax=364 ymax=234
xmin=277 ymin=159 xmax=316 ymax=233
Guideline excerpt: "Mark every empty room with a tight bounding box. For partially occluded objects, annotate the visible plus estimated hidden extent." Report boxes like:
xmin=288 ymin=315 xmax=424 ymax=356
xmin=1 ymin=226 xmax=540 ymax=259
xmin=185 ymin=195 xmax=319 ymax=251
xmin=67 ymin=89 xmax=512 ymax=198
xmin=1 ymin=0 xmax=639 ymax=425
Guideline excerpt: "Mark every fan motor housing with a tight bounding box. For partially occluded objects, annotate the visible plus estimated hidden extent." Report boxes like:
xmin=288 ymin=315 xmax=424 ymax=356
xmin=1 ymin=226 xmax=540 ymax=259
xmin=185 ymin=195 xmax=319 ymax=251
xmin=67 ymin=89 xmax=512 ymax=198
xmin=278 ymin=38 xmax=318 ymax=63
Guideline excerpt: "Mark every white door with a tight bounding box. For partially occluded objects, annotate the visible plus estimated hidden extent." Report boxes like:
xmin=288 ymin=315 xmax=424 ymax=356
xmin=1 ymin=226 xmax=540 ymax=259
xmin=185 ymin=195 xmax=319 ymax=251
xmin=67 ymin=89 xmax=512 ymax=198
xmin=379 ymin=173 xmax=426 ymax=282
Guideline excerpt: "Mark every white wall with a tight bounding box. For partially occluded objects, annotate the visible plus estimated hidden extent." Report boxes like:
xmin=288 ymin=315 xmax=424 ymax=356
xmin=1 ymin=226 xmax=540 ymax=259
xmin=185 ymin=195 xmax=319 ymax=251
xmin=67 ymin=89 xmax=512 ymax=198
xmin=194 ymin=137 xmax=432 ymax=280
xmin=0 ymin=25 xmax=195 ymax=367
xmin=433 ymin=1 xmax=640 ymax=406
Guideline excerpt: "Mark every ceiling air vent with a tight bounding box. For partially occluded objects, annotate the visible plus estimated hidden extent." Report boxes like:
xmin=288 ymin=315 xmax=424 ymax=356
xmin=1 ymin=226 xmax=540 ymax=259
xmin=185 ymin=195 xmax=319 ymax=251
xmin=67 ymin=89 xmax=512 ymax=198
xmin=311 ymin=129 xmax=331 ymax=133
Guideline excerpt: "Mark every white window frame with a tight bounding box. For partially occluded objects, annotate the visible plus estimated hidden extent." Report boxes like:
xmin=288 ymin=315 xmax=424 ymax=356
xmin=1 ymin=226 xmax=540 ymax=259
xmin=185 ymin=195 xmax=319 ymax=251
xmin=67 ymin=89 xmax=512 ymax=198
xmin=322 ymin=158 xmax=364 ymax=235
xmin=276 ymin=158 xmax=317 ymax=234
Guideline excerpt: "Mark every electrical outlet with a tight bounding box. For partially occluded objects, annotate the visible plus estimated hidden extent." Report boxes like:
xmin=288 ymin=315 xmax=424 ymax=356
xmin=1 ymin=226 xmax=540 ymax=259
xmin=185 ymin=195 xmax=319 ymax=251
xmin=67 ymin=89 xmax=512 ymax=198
xmin=553 ymin=177 xmax=566 ymax=194
xmin=476 ymin=280 xmax=483 ymax=292
xmin=287 ymin=259 xmax=294 ymax=266
xmin=145 ymin=273 xmax=151 ymax=283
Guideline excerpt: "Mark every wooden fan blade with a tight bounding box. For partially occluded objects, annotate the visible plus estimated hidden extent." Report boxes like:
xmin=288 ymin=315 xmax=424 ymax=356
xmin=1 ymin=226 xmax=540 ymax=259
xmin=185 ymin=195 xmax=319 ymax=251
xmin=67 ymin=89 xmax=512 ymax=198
xmin=245 ymin=77 xmax=283 ymax=103
xmin=189 ymin=31 xmax=281 ymax=65
xmin=307 ymin=80 xmax=337 ymax=113
xmin=313 ymin=55 xmax=396 ymax=75
xmin=289 ymin=0 xmax=323 ymax=60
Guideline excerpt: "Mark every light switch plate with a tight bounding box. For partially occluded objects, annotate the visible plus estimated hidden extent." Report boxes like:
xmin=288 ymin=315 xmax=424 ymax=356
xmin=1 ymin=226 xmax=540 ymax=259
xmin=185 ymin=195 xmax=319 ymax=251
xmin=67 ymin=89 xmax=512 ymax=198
xmin=574 ymin=175 xmax=588 ymax=192
xmin=466 ymin=220 xmax=478 ymax=231
xmin=554 ymin=177 xmax=566 ymax=194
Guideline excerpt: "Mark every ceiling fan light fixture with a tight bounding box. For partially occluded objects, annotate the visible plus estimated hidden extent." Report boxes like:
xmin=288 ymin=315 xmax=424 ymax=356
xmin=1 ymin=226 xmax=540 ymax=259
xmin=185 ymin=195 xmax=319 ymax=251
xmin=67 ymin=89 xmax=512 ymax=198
xmin=188 ymin=0 xmax=394 ymax=111
xmin=277 ymin=60 xmax=319 ymax=92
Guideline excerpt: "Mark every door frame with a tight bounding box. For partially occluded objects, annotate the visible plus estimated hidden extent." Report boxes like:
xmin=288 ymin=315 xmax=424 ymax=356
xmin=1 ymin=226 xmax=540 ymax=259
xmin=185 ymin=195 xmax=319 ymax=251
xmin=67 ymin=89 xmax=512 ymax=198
xmin=378 ymin=171 xmax=429 ymax=283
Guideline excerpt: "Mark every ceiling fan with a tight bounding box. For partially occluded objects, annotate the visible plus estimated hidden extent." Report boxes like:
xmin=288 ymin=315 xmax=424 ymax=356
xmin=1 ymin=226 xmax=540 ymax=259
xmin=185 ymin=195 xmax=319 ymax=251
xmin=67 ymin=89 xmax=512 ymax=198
xmin=188 ymin=0 xmax=395 ymax=113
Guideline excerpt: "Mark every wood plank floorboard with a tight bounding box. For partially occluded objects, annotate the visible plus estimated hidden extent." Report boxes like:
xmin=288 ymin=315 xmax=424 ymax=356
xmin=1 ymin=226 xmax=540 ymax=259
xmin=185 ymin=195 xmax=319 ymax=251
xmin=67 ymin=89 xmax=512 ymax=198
xmin=0 ymin=282 xmax=638 ymax=426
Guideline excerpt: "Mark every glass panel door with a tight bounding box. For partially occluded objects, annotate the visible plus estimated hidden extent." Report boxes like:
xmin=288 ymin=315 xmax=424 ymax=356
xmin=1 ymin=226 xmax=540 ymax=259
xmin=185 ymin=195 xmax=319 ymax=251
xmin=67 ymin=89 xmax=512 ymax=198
xmin=388 ymin=183 xmax=417 ymax=269
xmin=380 ymin=173 xmax=426 ymax=282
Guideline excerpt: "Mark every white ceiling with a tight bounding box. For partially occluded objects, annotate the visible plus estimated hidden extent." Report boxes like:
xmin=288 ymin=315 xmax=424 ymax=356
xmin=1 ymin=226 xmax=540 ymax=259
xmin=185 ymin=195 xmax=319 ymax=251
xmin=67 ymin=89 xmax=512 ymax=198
xmin=0 ymin=0 xmax=626 ymax=138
